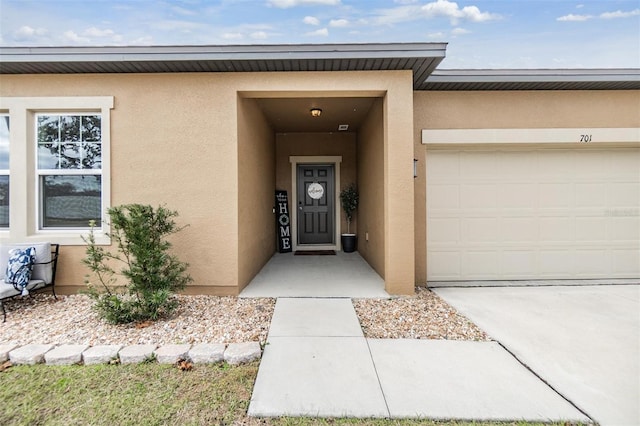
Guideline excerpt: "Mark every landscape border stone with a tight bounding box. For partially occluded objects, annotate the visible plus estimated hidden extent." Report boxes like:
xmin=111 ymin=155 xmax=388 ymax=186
xmin=0 ymin=344 xmax=18 ymax=362
xmin=0 ymin=342 xmax=261 ymax=366
xmin=9 ymin=344 xmax=55 ymax=365
xmin=45 ymin=344 xmax=89 ymax=366
xmin=83 ymin=344 xmax=123 ymax=365
xmin=189 ymin=343 xmax=226 ymax=364
xmin=154 ymin=344 xmax=191 ymax=364
xmin=224 ymin=341 xmax=262 ymax=365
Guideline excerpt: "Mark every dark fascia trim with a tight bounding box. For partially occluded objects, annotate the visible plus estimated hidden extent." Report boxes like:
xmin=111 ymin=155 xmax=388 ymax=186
xmin=425 ymin=68 xmax=640 ymax=83
xmin=0 ymin=42 xmax=448 ymax=64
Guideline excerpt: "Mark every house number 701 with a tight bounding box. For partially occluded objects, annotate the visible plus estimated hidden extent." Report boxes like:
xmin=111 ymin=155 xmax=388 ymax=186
xmin=580 ymin=134 xmax=592 ymax=142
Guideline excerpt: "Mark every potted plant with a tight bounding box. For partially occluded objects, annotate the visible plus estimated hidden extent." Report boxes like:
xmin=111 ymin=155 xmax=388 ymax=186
xmin=340 ymin=184 xmax=359 ymax=253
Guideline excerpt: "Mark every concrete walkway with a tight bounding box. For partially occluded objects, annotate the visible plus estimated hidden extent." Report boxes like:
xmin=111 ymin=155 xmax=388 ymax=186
xmin=249 ymin=297 xmax=589 ymax=421
xmin=435 ymin=285 xmax=640 ymax=426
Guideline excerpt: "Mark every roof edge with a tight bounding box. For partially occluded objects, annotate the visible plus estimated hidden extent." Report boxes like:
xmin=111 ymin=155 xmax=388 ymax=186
xmin=426 ymin=68 xmax=640 ymax=82
xmin=0 ymin=42 xmax=448 ymax=63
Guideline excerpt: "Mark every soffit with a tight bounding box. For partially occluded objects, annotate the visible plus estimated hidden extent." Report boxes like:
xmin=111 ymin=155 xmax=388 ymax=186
xmin=0 ymin=43 xmax=447 ymax=90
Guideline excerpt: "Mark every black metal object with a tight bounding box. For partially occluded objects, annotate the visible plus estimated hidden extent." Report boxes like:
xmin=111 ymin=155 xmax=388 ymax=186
xmin=1 ymin=243 xmax=59 ymax=323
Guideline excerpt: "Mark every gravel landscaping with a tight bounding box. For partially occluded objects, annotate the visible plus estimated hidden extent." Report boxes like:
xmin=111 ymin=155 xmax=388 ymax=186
xmin=355 ymin=287 xmax=491 ymax=341
xmin=1 ymin=294 xmax=275 ymax=346
xmin=1 ymin=287 xmax=490 ymax=345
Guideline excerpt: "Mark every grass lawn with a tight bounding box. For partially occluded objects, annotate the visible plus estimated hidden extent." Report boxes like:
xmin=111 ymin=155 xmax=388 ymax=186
xmin=0 ymin=362 xmax=581 ymax=426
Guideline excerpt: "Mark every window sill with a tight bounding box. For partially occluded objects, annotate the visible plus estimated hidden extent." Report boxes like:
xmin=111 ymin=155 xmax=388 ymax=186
xmin=1 ymin=232 xmax=110 ymax=246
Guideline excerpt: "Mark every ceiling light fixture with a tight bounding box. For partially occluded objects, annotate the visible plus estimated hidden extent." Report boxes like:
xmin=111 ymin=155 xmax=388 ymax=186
xmin=310 ymin=108 xmax=322 ymax=117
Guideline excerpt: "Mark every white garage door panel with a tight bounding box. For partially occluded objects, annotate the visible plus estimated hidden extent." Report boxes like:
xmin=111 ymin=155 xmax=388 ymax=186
xmin=426 ymin=148 xmax=640 ymax=281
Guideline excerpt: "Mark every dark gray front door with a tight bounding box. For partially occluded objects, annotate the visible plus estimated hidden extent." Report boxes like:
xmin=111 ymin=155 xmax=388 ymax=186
xmin=297 ymin=164 xmax=334 ymax=245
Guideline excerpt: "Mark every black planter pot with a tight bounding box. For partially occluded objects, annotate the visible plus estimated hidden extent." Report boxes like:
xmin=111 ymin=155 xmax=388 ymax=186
xmin=341 ymin=234 xmax=357 ymax=253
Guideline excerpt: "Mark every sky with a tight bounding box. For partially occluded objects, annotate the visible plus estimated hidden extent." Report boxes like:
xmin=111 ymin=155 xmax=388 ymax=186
xmin=0 ymin=0 xmax=639 ymax=68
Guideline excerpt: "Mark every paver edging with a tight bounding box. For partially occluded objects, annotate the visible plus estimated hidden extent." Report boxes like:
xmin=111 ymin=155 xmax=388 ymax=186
xmin=2 ymin=341 xmax=262 ymax=366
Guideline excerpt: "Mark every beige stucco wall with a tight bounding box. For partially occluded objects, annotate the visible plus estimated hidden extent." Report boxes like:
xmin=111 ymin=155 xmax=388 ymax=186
xmin=1 ymin=73 xmax=241 ymax=295
xmin=275 ymin=132 xmax=357 ymax=241
xmin=357 ymin=99 xmax=385 ymax=277
xmin=413 ymin=90 xmax=640 ymax=284
xmin=237 ymin=97 xmax=276 ymax=293
xmin=1 ymin=69 xmax=416 ymax=295
xmin=383 ymin=77 xmax=416 ymax=294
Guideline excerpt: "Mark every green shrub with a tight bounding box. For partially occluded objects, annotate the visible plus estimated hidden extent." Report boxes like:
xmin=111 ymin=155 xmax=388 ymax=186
xmin=83 ymin=204 xmax=192 ymax=324
xmin=339 ymin=184 xmax=358 ymax=234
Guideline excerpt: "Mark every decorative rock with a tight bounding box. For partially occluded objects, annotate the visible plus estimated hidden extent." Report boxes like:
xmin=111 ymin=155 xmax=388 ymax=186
xmin=0 ymin=344 xmax=18 ymax=362
xmin=224 ymin=341 xmax=261 ymax=365
xmin=45 ymin=344 xmax=89 ymax=366
xmin=9 ymin=344 xmax=54 ymax=365
xmin=83 ymin=345 xmax=123 ymax=365
xmin=154 ymin=344 xmax=191 ymax=364
xmin=189 ymin=343 xmax=225 ymax=364
xmin=118 ymin=344 xmax=157 ymax=364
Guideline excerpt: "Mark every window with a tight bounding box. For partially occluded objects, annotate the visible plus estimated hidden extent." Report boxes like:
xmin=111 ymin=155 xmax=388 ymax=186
xmin=0 ymin=114 xmax=8 ymax=228
xmin=0 ymin=96 xmax=113 ymax=244
xmin=36 ymin=114 xmax=102 ymax=229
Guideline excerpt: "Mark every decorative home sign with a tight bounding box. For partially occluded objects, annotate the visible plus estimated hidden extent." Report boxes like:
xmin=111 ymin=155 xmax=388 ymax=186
xmin=307 ymin=182 xmax=324 ymax=200
xmin=275 ymin=190 xmax=292 ymax=253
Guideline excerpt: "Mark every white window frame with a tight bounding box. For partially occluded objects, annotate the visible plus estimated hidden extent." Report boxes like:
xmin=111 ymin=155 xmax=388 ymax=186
xmin=0 ymin=113 xmax=9 ymax=233
xmin=0 ymin=96 xmax=113 ymax=245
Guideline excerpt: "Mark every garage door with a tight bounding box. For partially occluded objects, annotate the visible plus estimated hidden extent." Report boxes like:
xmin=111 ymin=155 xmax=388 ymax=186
xmin=426 ymin=148 xmax=640 ymax=281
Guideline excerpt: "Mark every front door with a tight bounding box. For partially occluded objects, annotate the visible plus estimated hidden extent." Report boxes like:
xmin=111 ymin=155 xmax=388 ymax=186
xmin=297 ymin=164 xmax=335 ymax=245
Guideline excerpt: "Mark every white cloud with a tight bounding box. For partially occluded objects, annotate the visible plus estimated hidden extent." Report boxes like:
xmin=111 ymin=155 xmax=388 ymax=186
xmin=600 ymin=9 xmax=640 ymax=19
xmin=268 ymin=0 xmax=341 ymax=8
xmin=150 ymin=19 xmax=204 ymax=32
xmin=558 ymin=8 xmax=639 ymax=22
xmin=451 ymin=27 xmax=470 ymax=35
xmin=305 ymin=27 xmax=329 ymax=37
xmin=171 ymin=6 xmax=197 ymax=16
xmin=251 ymin=31 xmax=269 ymax=39
xmin=426 ymin=31 xmax=445 ymax=39
xmin=62 ymin=30 xmax=90 ymax=43
xmin=303 ymin=16 xmax=320 ymax=25
xmin=13 ymin=25 xmax=48 ymax=41
xmin=83 ymin=27 xmax=115 ymax=38
xmin=557 ymin=13 xmax=592 ymax=22
xmin=374 ymin=0 xmax=499 ymax=26
xmin=130 ymin=36 xmax=154 ymax=45
xmin=422 ymin=0 xmax=500 ymax=24
xmin=373 ymin=6 xmax=420 ymax=25
xmin=329 ymin=19 xmax=349 ymax=27
xmin=222 ymin=32 xmax=244 ymax=40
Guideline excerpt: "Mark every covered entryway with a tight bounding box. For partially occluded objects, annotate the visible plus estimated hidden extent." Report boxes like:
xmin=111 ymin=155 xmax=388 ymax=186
xmin=426 ymin=147 xmax=640 ymax=281
xmin=235 ymin=66 xmax=420 ymax=295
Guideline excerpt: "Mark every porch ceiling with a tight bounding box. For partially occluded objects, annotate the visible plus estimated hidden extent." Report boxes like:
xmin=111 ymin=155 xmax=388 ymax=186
xmin=256 ymin=97 xmax=376 ymax=133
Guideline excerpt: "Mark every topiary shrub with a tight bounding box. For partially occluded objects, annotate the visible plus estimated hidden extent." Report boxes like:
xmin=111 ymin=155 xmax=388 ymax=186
xmin=339 ymin=184 xmax=358 ymax=234
xmin=83 ymin=204 xmax=192 ymax=324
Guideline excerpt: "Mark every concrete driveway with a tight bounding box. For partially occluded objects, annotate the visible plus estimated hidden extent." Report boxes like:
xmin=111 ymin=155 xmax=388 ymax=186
xmin=434 ymin=284 xmax=640 ymax=426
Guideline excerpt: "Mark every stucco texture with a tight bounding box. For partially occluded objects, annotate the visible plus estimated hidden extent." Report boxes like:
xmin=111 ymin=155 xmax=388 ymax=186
xmin=1 ymin=70 xmax=417 ymax=295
